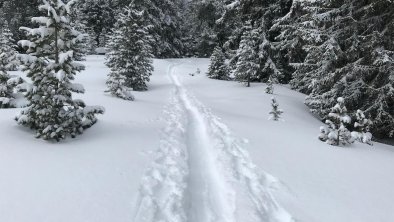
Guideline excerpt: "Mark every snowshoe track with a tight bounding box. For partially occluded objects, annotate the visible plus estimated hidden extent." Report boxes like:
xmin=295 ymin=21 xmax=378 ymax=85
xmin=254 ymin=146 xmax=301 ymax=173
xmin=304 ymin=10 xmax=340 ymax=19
xmin=133 ymin=62 xmax=294 ymax=222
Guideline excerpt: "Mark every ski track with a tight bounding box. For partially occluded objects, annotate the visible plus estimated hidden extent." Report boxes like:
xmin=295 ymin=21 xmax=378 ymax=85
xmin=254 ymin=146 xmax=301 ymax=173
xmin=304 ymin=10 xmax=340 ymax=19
xmin=133 ymin=62 xmax=294 ymax=222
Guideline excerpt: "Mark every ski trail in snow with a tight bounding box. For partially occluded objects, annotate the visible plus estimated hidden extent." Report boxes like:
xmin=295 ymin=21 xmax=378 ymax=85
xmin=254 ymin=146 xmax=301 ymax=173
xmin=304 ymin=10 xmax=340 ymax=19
xmin=173 ymin=67 xmax=236 ymax=222
xmin=132 ymin=62 xmax=294 ymax=222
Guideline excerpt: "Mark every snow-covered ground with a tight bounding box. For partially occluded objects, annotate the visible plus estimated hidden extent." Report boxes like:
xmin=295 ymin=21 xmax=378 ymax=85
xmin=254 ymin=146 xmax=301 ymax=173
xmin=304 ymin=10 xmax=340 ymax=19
xmin=1 ymin=56 xmax=393 ymax=222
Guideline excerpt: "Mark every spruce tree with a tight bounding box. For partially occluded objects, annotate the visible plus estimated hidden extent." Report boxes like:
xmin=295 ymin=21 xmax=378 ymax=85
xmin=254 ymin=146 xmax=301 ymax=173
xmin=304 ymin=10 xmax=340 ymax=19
xmin=69 ymin=7 xmax=91 ymax=60
xmin=183 ymin=0 xmax=227 ymax=56
xmin=269 ymin=97 xmax=283 ymax=121
xmin=106 ymin=3 xmax=153 ymax=95
xmin=79 ymin=0 xmax=117 ymax=48
xmin=0 ymin=55 xmax=13 ymax=108
xmin=221 ymin=0 xmax=292 ymax=83
xmin=0 ymin=21 xmax=19 ymax=71
xmin=16 ymin=0 xmax=104 ymax=141
xmin=320 ymin=97 xmax=354 ymax=146
xmin=256 ymin=21 xmax=282 ymax=83
xmin=0 ymin=59 xmax=22 ymax=109
xmin=282 ymin=0 xmax=394 ymax=138
xmin=131 ymin=0 xmax=185 ymax=58
xmin=271 ymin=0 xmax=318 ymax=87
xmin=207 ymin=46 xmax=230 ymax=80
xmin=0 ymin=21 xmax=22 ymax=108
xmin=0 ymin=0 xmax=41 ymax=42
xmin=234 ymin=22 xmax=259 ymax=87
xmin=352 ymin=110 xmax=373 ymax=145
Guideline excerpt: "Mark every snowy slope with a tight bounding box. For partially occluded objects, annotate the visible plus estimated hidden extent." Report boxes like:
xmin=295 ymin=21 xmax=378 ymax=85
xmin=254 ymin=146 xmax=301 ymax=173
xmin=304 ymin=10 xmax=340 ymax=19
xmin=0 ymin=56 xmax=393 ymax=222
xmin=174 ymin=59 xmax=394 ymax=222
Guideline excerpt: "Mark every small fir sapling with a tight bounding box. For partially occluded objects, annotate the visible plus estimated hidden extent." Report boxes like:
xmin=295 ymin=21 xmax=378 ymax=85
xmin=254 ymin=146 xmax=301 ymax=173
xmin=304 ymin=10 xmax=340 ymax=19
xmin=320 ymin=97 xmax=354 ymax=146
xmin=265 ymin=76 xmax=274 ymax=94
xmin=269 ymin=97 xmax=283 ymax=121
xmin=351 ymin=110 xmax=373 ymax=145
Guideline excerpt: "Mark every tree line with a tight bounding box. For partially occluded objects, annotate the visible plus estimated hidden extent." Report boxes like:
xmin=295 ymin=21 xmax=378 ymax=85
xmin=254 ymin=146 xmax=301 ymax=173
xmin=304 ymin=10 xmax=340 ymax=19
xmin=0 ymin=0 xmax=393 ymax=140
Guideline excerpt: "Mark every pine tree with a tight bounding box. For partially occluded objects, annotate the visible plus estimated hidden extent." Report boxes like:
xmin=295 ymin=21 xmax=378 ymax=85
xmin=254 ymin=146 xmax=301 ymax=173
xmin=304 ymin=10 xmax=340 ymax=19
xmin=320 ymin=97 xmax=354 ymax=146
xmin=269 ymin=97 xmax=283 ymax=121
xmin=106 ymin=3 xmax=154 ymax=96
xmin=352 ymin=110 xmax=373 ymax=145
xmin=221 ymin=0 xmax=292 ymax=83
xmin=234 ymin=22 xmax=259 ymax=87
xmin=0 ymin=57 xmax=22 ymax=109
xmin=132 ymin=0 xmax=185 ymax=58
xmin=0 ymin=21 xmax=21 ymax=108
xmin=0 ymin=21 xmax=19 ymax=71
xmin=218 ymin=0 xmax=243 ymax=70
xmin=255 ymin=21 xmax=282 ymax=83
xmin=183 ymin=0 xmax=227 ymax=56
xmin=0 ymin=56 xmax=13 ymax=108
xmin=265 ymin=76 xmax=274 ymax=94
xmin=16 ymin=0 xmax=104 ymax=141
xmin=207 ymin=46 xmax=230 ymax=80
xmin=271 ymin=0 xmax=318 ymax=86
xmin=0 ymin=0 xmax=41 ymax=42
xmin=79 ymin=0 xmax=117 ymax=48
xmin=69 ymin=7 xmax=91 ymax=60
xmin=282 ymin=0 xmax=394 ymax=139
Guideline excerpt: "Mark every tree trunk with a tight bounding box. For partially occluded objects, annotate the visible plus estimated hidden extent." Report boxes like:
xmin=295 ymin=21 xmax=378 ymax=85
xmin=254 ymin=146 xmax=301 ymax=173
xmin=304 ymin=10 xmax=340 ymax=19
xmin=55 ymin=24 xmax=59 ymax=64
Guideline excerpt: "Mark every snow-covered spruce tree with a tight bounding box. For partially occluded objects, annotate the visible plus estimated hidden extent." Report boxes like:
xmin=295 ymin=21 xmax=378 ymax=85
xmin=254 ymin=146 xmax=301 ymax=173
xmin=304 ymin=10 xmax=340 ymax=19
xmin=0 ymin=55 xmax=22 ymax=108
xmin=265 ymin=76 xmax=274 ymax=94
xmin=0 ymin=21 xmax=19 ymax=71
xmin=131 ymin=0 xmax=186 ymax=58
xmin=255 ymin=20 xmax=282 ymax=83
xmin=352 ymin=110 xmax=373 ymax=145
xmin=0 ymin=21 xmax=22 ymax=108
xmin=79 ymin=0 xmax=117 ymax=48
xmin=291 ymin=0 xmax=394 ymax=139
xmin=183 ymin=0 xmax=226 ymax=57
xmin=0 ymin=55 xmax=13 ymax=108
xmin=234 ymin=22 xmax=259 ymax=87
xmin=207 ymin=46 xmax=230 ymax=80
xmin=269 ymin=97 xmax=283 ymax=121
xmin=271 ymin=0 xmax=323 ymax=89
xmin=0 ymin=0 xmax=41 ymax=43
xmin=106 ymin=3 xmax=153 ymax=96
xmin=16 ymin=0 xmax=104 ymax=141
xmin=220 ymin=0 xmax=292 ymax=83
xmin=217 ymin=0 xmax=243 ymax=71
xmin=69 ymin=7 xmax=91 ymax=61
xmin=320 ymin=97 xmax=354 ymax=146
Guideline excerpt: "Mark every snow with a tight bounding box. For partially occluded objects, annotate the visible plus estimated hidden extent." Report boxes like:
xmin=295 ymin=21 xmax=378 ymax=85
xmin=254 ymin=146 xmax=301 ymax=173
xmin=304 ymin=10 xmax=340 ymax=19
xmin=95 ymin=47 xmax=107 ymax=55
xmin=59 ymin=51 xmax=74 ymax=64
xmin=1 ymin=56 xmax=394 ymax=222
